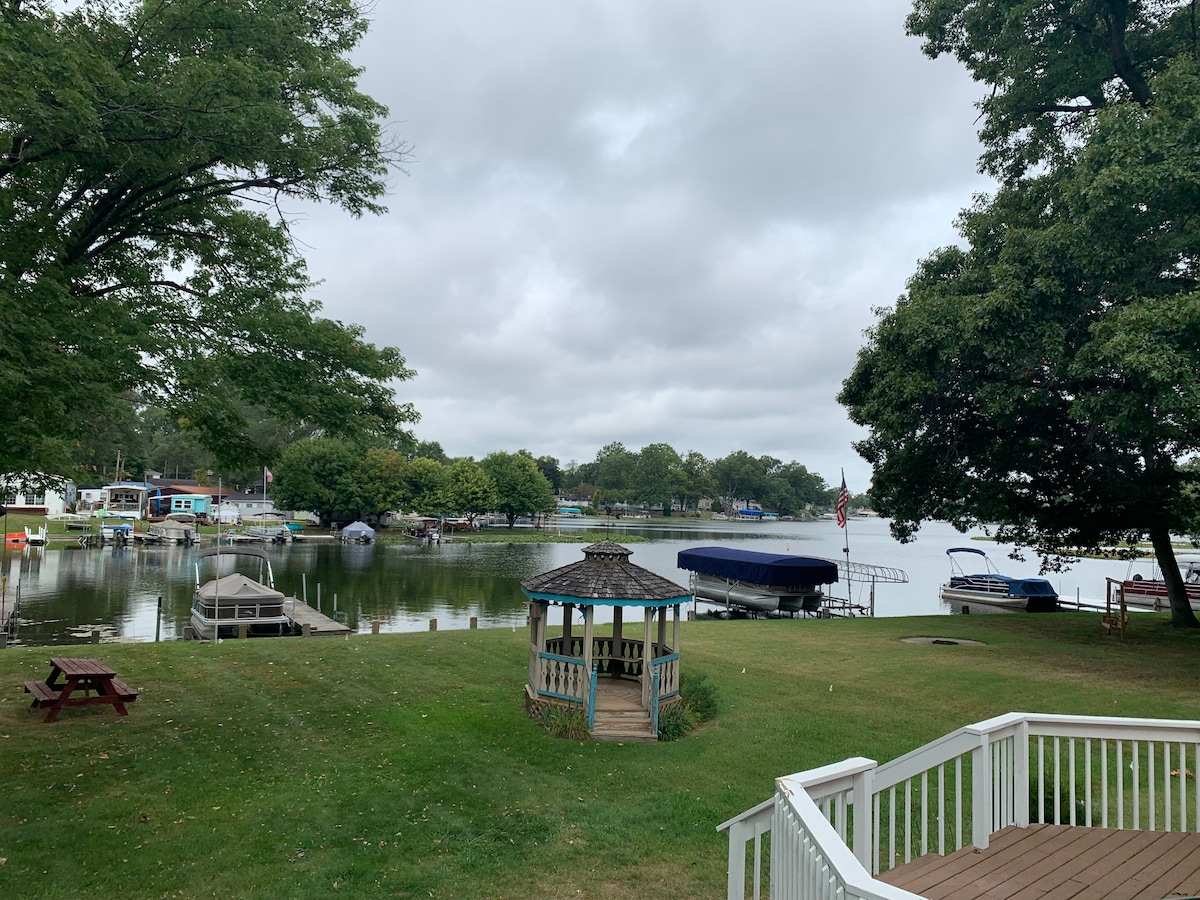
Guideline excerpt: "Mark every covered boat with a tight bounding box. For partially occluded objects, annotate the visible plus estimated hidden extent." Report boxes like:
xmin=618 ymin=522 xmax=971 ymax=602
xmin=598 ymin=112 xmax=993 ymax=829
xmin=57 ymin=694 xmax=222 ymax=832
xmin=677 ymin=546 xmax=839 ymax=614
xmin=190 ymin=547 xmax=295 ymax=639
xmin=340 ymin=521 xmax=375 ymax=543
xmin=939 ymin=547 xmax=1058 ymax=612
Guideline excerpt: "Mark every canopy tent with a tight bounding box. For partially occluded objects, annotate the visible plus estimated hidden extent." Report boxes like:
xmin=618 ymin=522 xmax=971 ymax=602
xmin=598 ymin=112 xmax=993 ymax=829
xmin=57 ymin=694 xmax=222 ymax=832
xmin=340 ymin=521 xmax=376 ymax=542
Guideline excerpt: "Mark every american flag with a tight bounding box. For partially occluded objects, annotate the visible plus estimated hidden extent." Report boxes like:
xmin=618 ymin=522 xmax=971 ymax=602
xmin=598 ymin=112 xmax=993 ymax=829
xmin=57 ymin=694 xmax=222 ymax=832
xmin=835 ymin=475 xmax=849 ymax=528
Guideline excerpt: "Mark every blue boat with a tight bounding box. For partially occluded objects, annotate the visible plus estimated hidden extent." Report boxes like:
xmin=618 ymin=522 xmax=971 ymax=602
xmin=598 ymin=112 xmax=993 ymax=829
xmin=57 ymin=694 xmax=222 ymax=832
xmin=677 ymin=546 xmax=839 ymax=614
xmin=939 ymin=547 xmax=1058 ymax=612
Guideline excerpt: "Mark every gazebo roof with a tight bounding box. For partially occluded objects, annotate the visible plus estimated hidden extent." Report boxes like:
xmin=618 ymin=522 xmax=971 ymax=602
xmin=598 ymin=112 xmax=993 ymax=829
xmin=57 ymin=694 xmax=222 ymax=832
xmin=521 ymin=540 xmax=691 ymax=607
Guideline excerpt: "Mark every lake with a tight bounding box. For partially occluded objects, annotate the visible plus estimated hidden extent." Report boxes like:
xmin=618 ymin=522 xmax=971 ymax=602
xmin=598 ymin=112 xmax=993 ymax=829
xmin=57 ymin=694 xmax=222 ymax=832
xmin=0 ymin=516 xmax=1136 ymax=647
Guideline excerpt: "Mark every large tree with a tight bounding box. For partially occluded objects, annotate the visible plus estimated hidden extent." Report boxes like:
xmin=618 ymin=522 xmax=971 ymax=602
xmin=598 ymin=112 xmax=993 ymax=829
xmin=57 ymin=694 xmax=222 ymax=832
xmin=907 ymin=0 xmax=1195 ymax=183
xmin=480 ymin=451 xmax=556 ymax=528
xmin=631 ymin=442 xmax=684 ymax=515
xmin=443 ymin=459 xmax=499 ymax=524
xmin=272 ymin=438 xmax=359 ymax=525
xmin=841 ymin=53 xmax=1200 ymax=626
xmin=0 ymin=0 xmax=416 ymax=482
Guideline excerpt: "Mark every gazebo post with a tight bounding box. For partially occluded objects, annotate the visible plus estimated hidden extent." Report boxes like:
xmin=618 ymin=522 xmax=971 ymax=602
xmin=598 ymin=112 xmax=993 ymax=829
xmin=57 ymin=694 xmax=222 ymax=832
xmin=641 ymin=607 xmax=653 ymax=708
xmin=656 ymin=605 xmax=667 ymax=655
xmin=582 ymin=605 xmax=594 ymax=708
xmin=529 ymin=601 xmax=548 ymax=690
xmin=612 ymin=606 xmax=624 ymax=677
xmin=672 ymin=603 xmax=680 ymax=653
xmin=562 ymin=603 xmax=573 ymax=654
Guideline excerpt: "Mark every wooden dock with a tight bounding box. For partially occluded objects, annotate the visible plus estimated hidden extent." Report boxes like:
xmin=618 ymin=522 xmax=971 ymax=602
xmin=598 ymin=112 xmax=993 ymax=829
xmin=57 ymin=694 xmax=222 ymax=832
xmin=285 ymin=599 xmax=353 ymax=637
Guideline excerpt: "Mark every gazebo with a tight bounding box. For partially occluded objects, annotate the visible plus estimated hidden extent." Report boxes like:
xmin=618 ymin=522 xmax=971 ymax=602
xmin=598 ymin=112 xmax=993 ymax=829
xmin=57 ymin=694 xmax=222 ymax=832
xmin=521 ymin=540 xmax=691 ymax=740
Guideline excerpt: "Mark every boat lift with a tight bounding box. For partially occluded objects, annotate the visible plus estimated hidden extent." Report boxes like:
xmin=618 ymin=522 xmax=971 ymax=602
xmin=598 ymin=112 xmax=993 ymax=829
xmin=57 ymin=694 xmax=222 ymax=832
xmin=821 ymin=557 xmax=909 ymax=617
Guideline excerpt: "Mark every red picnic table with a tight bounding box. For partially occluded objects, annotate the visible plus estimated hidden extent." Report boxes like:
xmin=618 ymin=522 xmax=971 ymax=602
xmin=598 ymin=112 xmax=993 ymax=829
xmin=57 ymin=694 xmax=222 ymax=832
xmin=24 ymin=657 xmax=138 ymax=723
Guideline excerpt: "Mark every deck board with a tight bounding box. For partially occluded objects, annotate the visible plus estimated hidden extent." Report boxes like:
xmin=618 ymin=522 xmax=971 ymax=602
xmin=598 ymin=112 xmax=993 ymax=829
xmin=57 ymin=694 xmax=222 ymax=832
xmin=878 ymin=825 xmax=1200 ymax=900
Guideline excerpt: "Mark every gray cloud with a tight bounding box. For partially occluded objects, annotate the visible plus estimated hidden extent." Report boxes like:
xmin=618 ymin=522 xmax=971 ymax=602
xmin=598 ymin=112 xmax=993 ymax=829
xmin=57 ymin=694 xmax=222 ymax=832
xmin=297 ymin=0 xmax=993 ymax=488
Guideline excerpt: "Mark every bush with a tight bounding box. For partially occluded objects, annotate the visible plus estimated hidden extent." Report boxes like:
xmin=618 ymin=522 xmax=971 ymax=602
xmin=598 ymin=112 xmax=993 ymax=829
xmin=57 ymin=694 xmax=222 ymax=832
xmin=679 ymin=672 xmax=721 ymax=722
xmin=656 ymin=701 xmax=698 ymax=742
xmin=540 ymin=704 xmax=589 ymax=740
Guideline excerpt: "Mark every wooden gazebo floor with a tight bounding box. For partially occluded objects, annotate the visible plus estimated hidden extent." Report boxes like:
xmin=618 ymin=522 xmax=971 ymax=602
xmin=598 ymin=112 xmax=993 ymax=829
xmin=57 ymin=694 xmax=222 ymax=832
xmin=593 ymin=677 xmax=642 ymax=709
xmin=878 ymin=824 xmax=1200 ymax=900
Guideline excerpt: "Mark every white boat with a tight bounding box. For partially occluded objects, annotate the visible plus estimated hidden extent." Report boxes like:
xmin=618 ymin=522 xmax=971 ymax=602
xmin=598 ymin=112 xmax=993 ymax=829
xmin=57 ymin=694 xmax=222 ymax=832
xmin=190 ymin=546 xmax=295 ymax=640
xmin=24 ymin=525 xmax=47 ymax=546
xmin=938 ymin=547 xmax=1058 ymax=612
xmin=1114 ymin=556 xmax=1200 ymax=611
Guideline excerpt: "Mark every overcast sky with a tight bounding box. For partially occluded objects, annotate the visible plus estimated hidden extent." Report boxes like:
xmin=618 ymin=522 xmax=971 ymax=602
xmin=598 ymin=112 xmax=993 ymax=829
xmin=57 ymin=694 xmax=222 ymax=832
xmin=295 ymin=0 xmax=993 ymax=489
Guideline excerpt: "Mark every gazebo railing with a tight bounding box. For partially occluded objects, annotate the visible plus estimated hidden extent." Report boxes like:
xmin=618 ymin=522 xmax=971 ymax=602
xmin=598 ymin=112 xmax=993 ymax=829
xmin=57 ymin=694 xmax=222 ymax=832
xmin=535 ymin=651 xmax=590 ymax=704
xmin=543 ymin=636 xmax=676 ymax=679
xmin=652 ymin=651 xmax=680 ymax=699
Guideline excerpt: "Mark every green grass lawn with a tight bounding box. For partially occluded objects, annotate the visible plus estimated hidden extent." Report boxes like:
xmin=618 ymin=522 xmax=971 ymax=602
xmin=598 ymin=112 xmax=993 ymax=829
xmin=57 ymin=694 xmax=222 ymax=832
xmin=2 ymin=614 xmax=1199 ymax=898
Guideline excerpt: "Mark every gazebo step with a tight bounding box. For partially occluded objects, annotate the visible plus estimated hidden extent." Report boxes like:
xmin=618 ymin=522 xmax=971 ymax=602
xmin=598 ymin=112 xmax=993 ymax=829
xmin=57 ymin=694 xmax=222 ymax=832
xmin=596 ymin=709 xmax=652 ymax=722
xmin=590 ymin=724 xmax=657 ymax=742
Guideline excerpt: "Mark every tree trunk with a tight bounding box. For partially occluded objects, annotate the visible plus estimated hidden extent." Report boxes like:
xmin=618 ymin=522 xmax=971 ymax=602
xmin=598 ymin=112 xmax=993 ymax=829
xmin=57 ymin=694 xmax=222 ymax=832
xmin=1148 ymin=526 xmax=1200 ymax=628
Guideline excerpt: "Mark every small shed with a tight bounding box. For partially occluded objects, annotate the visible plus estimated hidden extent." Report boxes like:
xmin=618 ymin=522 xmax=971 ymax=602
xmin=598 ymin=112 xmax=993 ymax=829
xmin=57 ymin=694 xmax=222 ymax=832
xmin=340 ymin=521 xmax=376 ymax=543
xmin=521 ymin=540 xmax=690 ymax=740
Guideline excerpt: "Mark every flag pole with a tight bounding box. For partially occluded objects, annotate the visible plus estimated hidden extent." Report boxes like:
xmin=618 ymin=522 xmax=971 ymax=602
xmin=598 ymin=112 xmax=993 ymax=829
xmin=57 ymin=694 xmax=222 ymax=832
xmin=836 ymin=468 xmax=851 ymax=563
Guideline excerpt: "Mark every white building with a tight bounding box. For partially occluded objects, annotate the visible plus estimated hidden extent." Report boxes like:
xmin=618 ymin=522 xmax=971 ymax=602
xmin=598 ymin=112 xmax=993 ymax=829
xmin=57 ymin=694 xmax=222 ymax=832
xmin=1 ymin=477 xmax=72 ymax=516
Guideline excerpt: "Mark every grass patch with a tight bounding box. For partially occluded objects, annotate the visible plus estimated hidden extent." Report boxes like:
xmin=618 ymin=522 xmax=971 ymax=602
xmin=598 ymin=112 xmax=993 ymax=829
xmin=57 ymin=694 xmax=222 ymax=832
xmin=0 ymin=614 xmax=1199 ymax=897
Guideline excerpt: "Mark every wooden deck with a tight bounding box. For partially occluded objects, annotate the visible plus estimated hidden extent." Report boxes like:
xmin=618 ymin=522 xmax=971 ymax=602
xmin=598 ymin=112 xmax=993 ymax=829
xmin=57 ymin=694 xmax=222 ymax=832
xmin=878 ymin=824 xmax=1200 ymax=900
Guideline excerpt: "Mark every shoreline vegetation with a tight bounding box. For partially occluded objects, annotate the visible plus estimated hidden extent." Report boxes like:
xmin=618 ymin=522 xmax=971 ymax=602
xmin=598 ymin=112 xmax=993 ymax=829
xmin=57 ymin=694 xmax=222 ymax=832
xmin=2 ymin=614 xmax=1200 ymax=898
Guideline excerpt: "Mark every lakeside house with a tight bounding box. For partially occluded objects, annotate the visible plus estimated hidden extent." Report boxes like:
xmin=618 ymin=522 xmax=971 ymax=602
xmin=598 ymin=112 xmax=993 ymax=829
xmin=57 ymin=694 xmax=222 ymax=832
xmin=0 ymin=477 xmax=73 ymax=516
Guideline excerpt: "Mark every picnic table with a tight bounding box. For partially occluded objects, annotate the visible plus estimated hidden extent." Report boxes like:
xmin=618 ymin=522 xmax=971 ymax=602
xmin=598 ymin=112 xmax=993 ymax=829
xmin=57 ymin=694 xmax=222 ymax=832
xmin=24 ymin=658 xmax=138 ymax=723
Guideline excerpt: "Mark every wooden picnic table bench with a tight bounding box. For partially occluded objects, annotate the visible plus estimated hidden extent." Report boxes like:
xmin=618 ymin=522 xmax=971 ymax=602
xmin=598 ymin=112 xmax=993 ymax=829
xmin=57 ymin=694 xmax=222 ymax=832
xmin=23 ymin=657 xmax=138 ymax=723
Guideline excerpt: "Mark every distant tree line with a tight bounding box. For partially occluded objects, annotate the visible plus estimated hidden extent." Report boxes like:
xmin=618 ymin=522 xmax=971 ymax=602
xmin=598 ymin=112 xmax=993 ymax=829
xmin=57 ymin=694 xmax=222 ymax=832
xmin=64 ymin=403 xmax=850 ymax=526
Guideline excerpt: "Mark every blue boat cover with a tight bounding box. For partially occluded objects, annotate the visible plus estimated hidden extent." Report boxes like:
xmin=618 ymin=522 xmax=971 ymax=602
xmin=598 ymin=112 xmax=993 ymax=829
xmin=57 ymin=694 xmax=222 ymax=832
xmin=677 ymin=546 xmax=839 ymax=587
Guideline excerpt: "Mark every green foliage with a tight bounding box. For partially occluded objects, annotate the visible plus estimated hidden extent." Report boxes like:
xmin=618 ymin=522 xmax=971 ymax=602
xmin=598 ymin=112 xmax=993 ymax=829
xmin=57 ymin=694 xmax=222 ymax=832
xmin=443 ymin=459 xmax=499 ymax=522
xmin=679 ymin=671 xmax=722 ymax=722
xmin=655 ymin=700 xmax=698 ymax=742
xmin=0 ymin=0 xmax=416 ymax=478
xmin=480 ymin=451 xmax=556 ymax=527
xmin=906 ymin=0 xmax=1191 ymax=182
xmin=842 ymin=24 xmax=1200 ymax=624
xmin=403 ymin=457 xmax=449 ymax=517
xmin=539 ymin=704 xmax=590 ymax=740
xmin=272 ymin=438 xmax=360 ymax=524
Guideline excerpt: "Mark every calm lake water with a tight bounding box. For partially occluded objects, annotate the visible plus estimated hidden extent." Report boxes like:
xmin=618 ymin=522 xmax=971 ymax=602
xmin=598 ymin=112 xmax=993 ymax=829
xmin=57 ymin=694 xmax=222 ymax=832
xmin=0 ymin=517 xmax=1136 ymax=647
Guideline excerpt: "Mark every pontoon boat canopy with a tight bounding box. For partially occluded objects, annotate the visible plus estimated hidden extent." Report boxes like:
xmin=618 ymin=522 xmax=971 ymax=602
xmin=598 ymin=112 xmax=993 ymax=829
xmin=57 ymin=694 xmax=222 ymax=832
xmin=677 ymin=547 xmax=839 ymax=586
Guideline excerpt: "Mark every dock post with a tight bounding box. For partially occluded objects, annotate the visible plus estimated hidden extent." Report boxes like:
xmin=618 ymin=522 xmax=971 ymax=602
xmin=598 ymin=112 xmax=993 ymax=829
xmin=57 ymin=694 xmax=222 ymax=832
xmin=302 ymin=623 xmax=311 ymax=637
xmin=429 ymin=618 xmax=437 ymax=632
xmin=469 ymin=616 xmax=477 ymax=629
xmin=238 ymin=624 xmax=248 ymax=639
xmin=91 ymin=629 xmax=100 ymax=644
xmin=0 ymin=633 xmax=6 ymax=649
xmin=302 ymin=572 xmax=307 ymax=605
xmin=317 ymin=583 xmax=321 ymax=612
xmin=371 ymin=619 xmax=380 ymax=635
xmin=155 ymin=596 xmax=162 ymax=643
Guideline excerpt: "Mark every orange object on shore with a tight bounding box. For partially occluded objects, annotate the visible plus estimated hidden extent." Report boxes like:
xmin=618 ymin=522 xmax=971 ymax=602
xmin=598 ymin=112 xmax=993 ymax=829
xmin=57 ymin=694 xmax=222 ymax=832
xmin=5 ymin=532 xmax=26 ymax=543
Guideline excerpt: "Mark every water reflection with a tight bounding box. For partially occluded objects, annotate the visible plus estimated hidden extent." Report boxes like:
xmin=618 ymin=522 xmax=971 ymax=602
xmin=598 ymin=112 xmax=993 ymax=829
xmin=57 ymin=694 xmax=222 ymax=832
xmin=1 ymin=517 xmax=1134 ymax=646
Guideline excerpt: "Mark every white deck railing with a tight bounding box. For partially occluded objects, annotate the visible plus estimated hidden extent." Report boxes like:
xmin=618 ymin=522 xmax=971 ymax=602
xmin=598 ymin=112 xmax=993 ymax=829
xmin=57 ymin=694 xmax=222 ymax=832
xmin=718 ymin=712 xmax=1200 ymax=900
